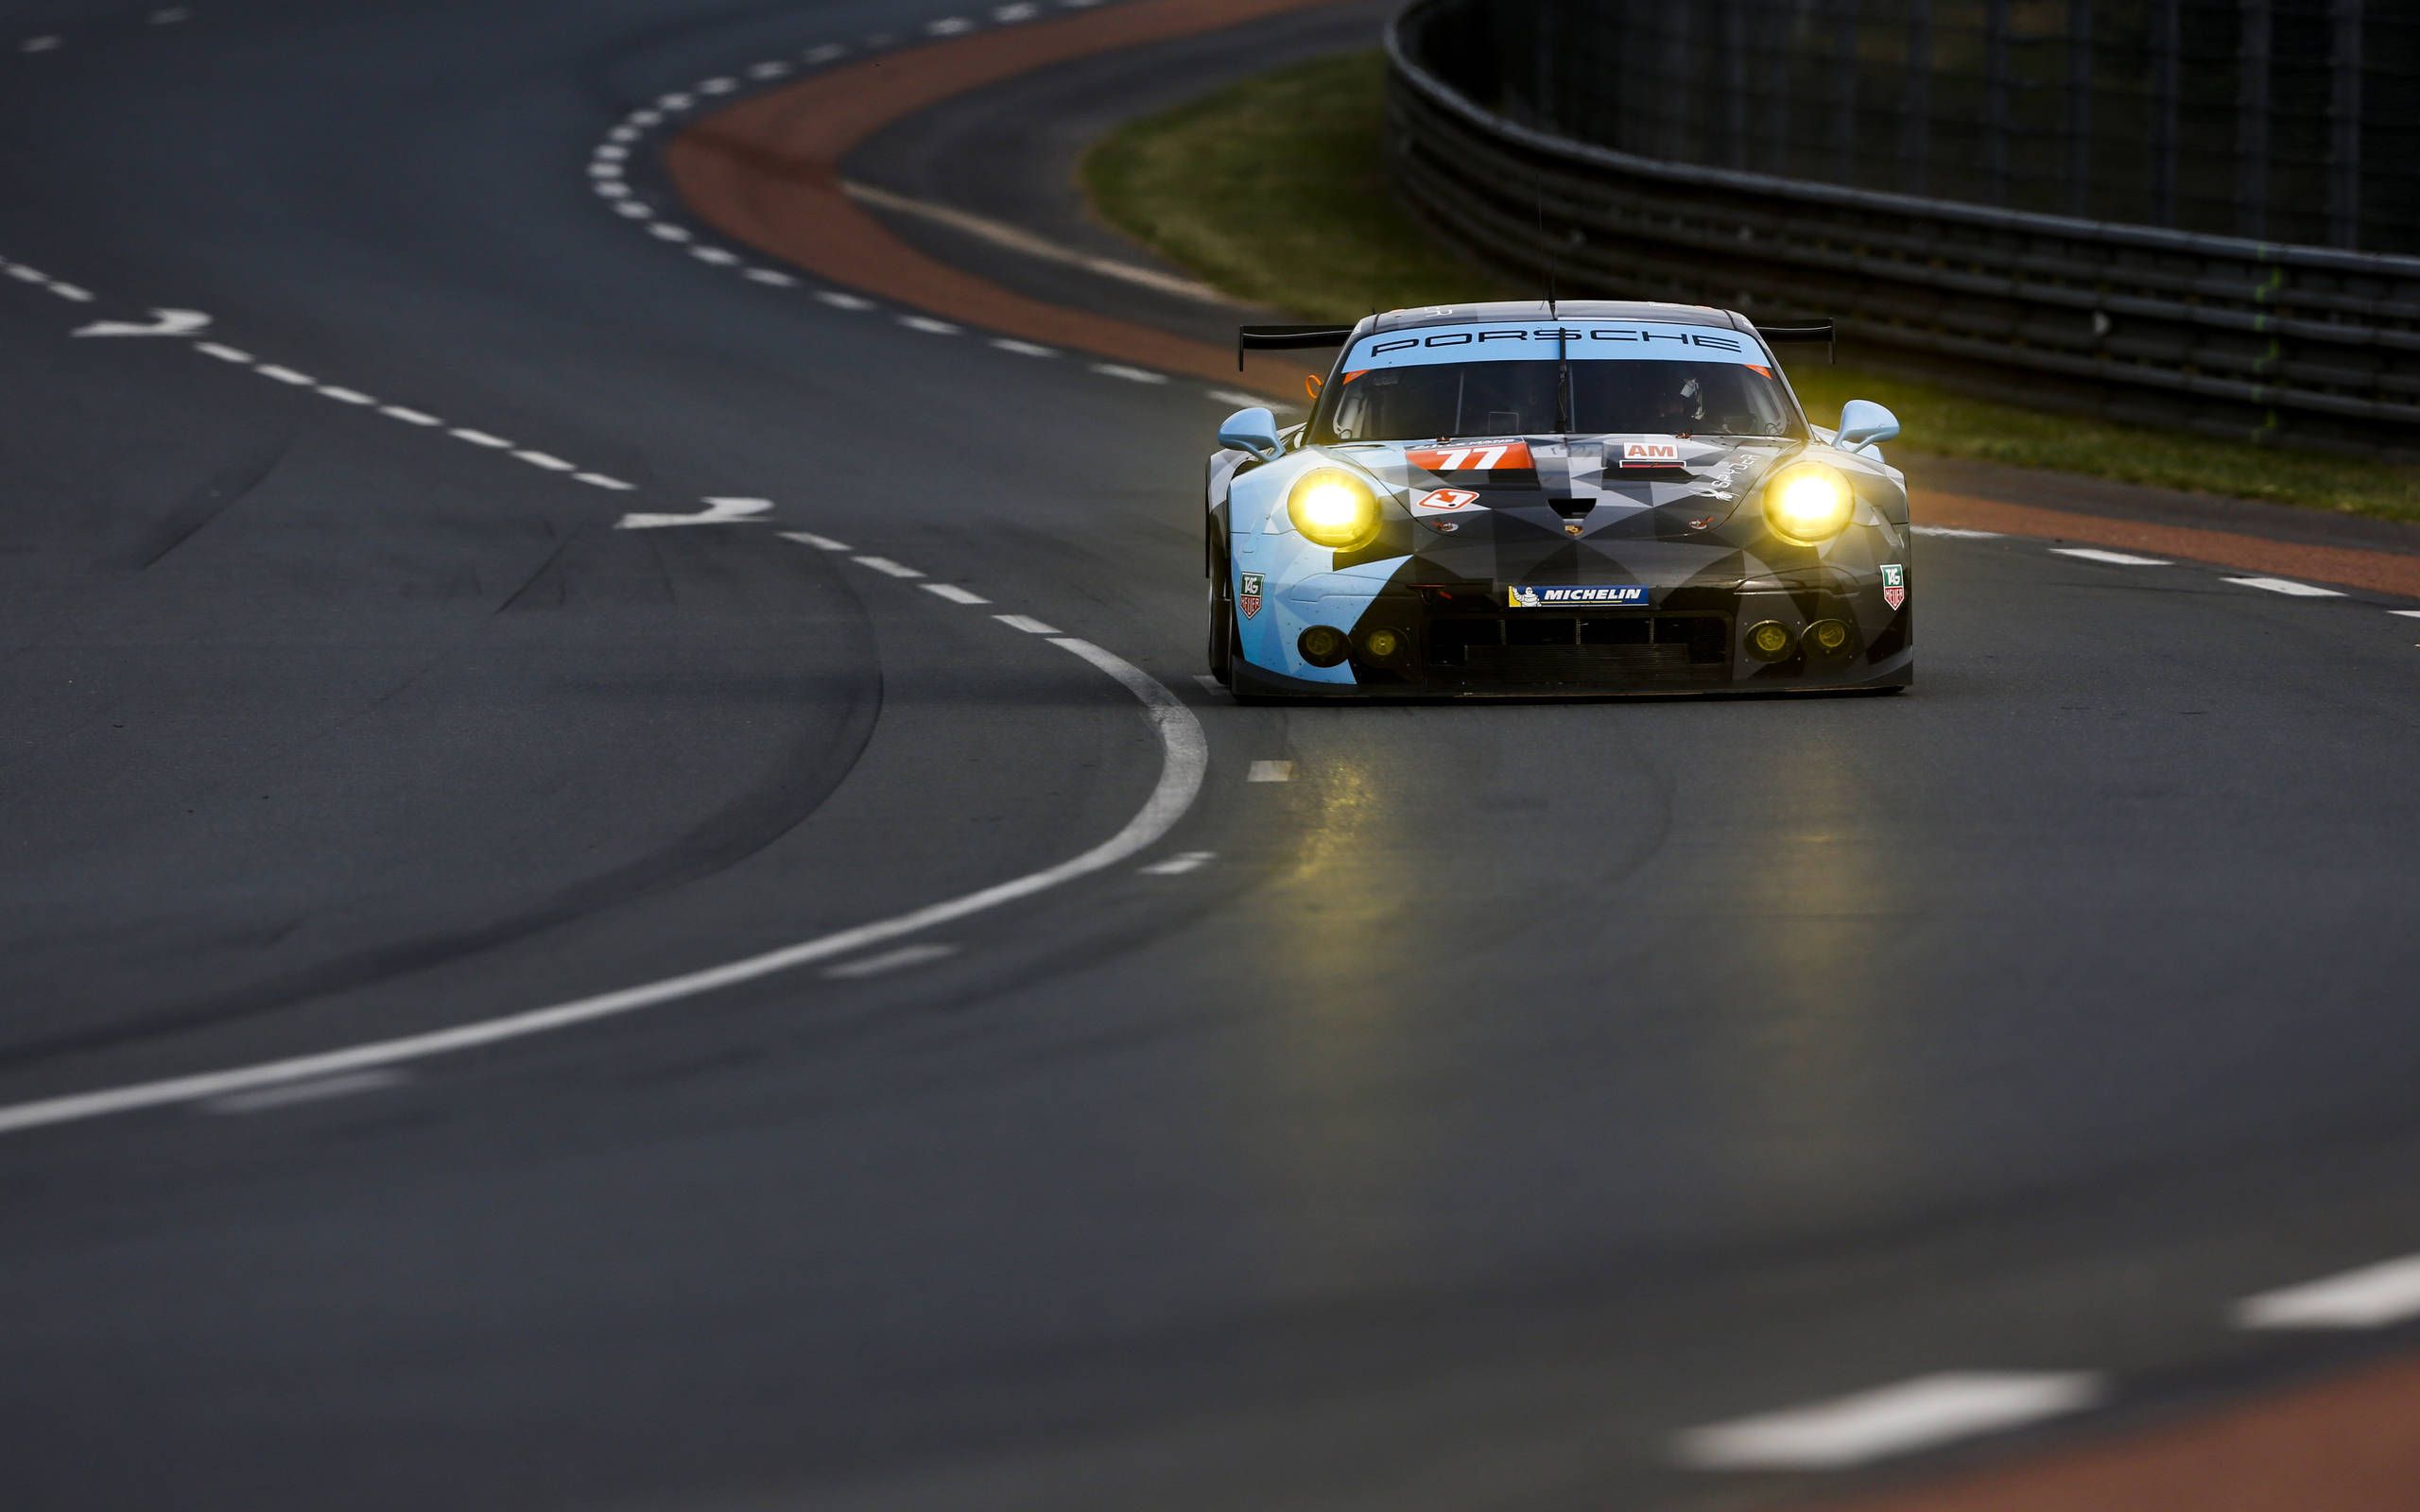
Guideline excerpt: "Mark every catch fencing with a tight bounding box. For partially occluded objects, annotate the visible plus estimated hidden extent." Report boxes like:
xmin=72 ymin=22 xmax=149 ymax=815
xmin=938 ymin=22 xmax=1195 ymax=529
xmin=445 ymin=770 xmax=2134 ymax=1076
xmin=1386 ymin=0 xmax=2420 ymax=449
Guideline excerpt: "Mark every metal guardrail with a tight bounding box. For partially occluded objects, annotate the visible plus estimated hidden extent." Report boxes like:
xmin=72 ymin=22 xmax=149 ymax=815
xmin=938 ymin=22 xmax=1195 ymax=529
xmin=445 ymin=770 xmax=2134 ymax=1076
xmin=1384 ymin=0 xmax=2420 ymax=452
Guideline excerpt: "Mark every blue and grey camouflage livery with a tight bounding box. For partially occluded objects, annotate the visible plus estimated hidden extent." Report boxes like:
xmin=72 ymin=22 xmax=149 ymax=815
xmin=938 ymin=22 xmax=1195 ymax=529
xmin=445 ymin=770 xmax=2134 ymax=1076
xmin=1204 ymin=300 xmax=1914 ymax=697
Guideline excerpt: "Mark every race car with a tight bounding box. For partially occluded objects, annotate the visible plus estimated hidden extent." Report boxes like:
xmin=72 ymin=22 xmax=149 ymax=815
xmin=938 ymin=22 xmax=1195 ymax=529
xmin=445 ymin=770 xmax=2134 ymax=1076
xmin=1205 ymin=300 xmax=1912 ymax=697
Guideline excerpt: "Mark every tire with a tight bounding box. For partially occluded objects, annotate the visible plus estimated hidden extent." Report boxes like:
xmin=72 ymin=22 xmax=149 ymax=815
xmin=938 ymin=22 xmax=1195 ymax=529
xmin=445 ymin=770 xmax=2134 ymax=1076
xmin=1206 ymin=548 xmax=1236 ymax=686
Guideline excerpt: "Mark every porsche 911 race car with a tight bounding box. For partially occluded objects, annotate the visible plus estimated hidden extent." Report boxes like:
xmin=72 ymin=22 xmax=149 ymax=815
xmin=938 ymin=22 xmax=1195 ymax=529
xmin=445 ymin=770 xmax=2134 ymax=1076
xmin=1204 ymin=300 xmax=1912 ymax=697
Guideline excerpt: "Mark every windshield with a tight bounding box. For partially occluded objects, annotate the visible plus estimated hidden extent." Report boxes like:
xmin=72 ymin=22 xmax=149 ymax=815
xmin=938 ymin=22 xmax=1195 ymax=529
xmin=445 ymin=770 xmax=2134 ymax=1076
xmin=1310 ymin=321 xmax=1805 ymax=444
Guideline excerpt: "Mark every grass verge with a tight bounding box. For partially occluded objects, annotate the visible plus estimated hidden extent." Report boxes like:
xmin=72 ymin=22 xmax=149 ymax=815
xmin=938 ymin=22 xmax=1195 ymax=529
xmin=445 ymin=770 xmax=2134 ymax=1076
xmin=1081 ymin=52 xmax=2420 ymax=524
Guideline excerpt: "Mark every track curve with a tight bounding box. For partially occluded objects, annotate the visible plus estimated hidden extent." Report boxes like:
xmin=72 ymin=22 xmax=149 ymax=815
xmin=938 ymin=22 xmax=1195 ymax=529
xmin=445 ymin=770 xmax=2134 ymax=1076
xmin=3 ymin=3 xmax=2419 ymax=1509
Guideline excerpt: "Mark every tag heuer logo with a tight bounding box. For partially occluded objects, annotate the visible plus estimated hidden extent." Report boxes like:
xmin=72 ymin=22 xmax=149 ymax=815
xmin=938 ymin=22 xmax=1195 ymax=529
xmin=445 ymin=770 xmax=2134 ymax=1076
xmin=1880 ymin=563 xmax=1906 ymax=610
xmin=1239 ymin=573 xmax=1264 ymax=620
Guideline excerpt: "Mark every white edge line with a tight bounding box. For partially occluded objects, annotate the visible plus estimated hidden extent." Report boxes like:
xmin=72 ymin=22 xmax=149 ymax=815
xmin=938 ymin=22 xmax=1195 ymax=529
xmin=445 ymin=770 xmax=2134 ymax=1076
xmin=2224 ymin=576 xmax=2345 ymax=598
xmin=0 ymin=640 xmax=1204 ymax=1136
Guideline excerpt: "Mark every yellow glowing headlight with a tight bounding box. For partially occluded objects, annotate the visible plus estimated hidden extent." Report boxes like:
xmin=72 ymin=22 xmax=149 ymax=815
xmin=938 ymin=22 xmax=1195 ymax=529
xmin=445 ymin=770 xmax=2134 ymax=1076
xmin=1762 ymin=462 xmax=1856 ymax=545
xmin=1288 ymin=468 xmax=1383 ymax=551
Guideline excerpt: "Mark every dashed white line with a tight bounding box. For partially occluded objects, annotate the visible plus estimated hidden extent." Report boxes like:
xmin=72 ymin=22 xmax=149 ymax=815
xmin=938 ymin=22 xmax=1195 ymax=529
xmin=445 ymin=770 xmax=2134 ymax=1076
xmin=316 ymin=386 xmax=375 ymax=405
xmin=745 ymin=269 xmax=799 ymax=287
xmin=2235 ymin=1255 xmax=2420 ymax=1331
xmin=698 ymin=77 xmax=737 ymax=95
xmin=194 ymin=343 xmax=253 ymax=364
xmin=780 ymin=531 xmax=852 ymax=552
xmin=573 ymin=472 xmax=635 ymax=491
xmin=1912 ymin=524 xmax=2003 ymax=539
xmin=994 ymin=3 xmax=1043 ymax=19
xmin=255 ymin=365 xmax=315 ymax=386
xmin=2051 ymin=547 xmax=2170 ymax=566
xmin=379 ymin=405 xmax=441 ymax=426
xmin=1139 ymin=850 xmax=1213 ymax=876
xmin=648 ymin=223 xmax=694 ymax=243
xmin=2225 ymin=576 xmax=2344 ymax=598
xmin=43 ymin=283 xmax=94 ymax=303
xmin=1674 ymin=1373 xmax=2105 ymax=1471
xmin=900 ymin=316 xmax=961 ymax=335
xmin=823 ymin=942 xmax=959 ymax=980
xmin=923 ymin=582 xmax=990 ymax=605
xmin=994 ymin=614 xmax=1060 ymax=635
xmin=816 ymin=290 xmax=874 ymax=311
xmin=512 ymin=450 xmax=578 ymax=472
xmin=992 ymin=338 xmax=1058 ymax=358
xmin=1206 ymin=388 xmax=1266 ymax=408
xmin=149 ymin=7 xmax=193 ymax=23
xmin=450 ymin=428 xmax=512 ymax=448
xmin=595 ymin=145 xmax=629 ymax=162
xmin=1093 ymin=363 xmax=1169 ymax=385
xmin=691 ymin=247 xmax=740 ymax=266
xmin=855 ymin=556 xmax=925 ymax=579
xmin=1247 ymin=760 xmax=1293 ymax=782
xmin=205 ymin=1070 xmax=406 ymax=1116
xmin=804 ymin=43 xmax=850 ymax=63
xmin=926 ymin=16 xmax=976 ymax=35
xmin=19 ymin=35 xmax=62 ymax=53
xmin=748 ymin=61 xmax=792 ymax=80
xmin=614 ymin=200 xmax=653 ymax=219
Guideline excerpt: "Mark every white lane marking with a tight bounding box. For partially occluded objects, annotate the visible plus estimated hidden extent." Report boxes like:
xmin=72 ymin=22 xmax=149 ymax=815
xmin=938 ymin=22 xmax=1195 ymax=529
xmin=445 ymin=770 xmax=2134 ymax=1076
xmin=648 ymin=223 xmax=694 ymax=243
xmin=994 ymin=614 xmax=1061 ymax=635
xmin=926 ymin=16 xmax=975 ymax=34
xmin=1207 ymin=388 xmax=1266 ymax=408
xmin=204 ymin=1070 xmax=406 ymax=1115
xmin=923 ymin=582 xmax=990 ymax=605
xmin=817 ymin=290 xmax=874 ymax=311
xmin=992 ymin=338 xmax=1057 ymax=357
xmin=1139 ymin=850 xmax=1213 ymax=876
xmin=748 ymin=61 xmax=792 ymax=79
xmin=1911 ymin=524 xmax=2003 ymax=539
xmin=1674 ymin=1373 xmax=2104 ymax=1471
xmin=804 ymin=43 xmax=850 ymax=63
xmin=3 ymin=265 xmax=45 ymax=283
xmin=573 ymin=472 xmax=635 ymax=491
xmin=855 ymin=556 xmax=924 ymax=578
xmin=0 ymin=635 xmax=1204 ymax=1138
xmin=255 ymin=365 xmax=315 ymax=386
xmin=746 ymin=269 xmax=799 ymax=287
xmin=616 ymin=497 xmax=773 ymax=529
xmin=595 ymin=145 xmax=629 ymax=162
xmin=2392 ymin=610 xmax=2420 ymax=619
xmin=698 ymin=77 xmax=737 ymax=95
xmin=512 ymin=450 xmax=577 ymax=472
xmin=1247 ymin=760 xmax=1293 ymax=782
xmin=2051 ymin=547 xmax=2170 ymax=566
xmin=822 ymin=943 xmax=958 ymax=980
xmin=691 ymin=248 xmax=740 ymax=266
xmin=780 ymin=531 xmax=851 ymax=552
xmin=2235 ymin=1255 xmax=2420 ymax=1330
xmin=20 ymin=35 xmax=62 ymax=52
xmin=450 ymin=428 xmax=512 ymax=448
xmin=628 ymin=109 xmax=662 ymax=128
xmin=44 ymin=283 xmax=95 ymax=302
xmin=1093 ymin=364 xmax=1169 ymax=385
xmin=843 ymin=180 xmax=1235 ymax=305
xmin=2226 ymin=576 xmax=2344 ymax=598
xmin=317 ymin=386 xmax=375 ymax=405
xmin=1193 ymin=674 xmax=1223 ymax=694
xmin=150 ymin=7 xmax=193 ymax=22
xmin=194 ymin=342 xmax=253 ymax=363
xmin=379 ymin=405 xmax=441 ymax=426
xmin=614 ymin=200 xmax=653 ymax=219
xmin=75 ymin=308 xmax=211 ymax=338
xmin=656 ymin=92 xmax=694 ymax=112
xmin=900 ymin=316 xmax=960 ymax=335
xmin=995 ymin=3 xmax=1042 ymax=19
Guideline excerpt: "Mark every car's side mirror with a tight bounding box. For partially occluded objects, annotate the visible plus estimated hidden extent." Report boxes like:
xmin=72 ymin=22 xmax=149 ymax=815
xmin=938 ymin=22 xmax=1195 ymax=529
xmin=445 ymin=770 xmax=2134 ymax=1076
xmin=1836 ymin=399 xmax=1901 ymax=455
xmin=1218 ymin=406 xmax=1283 ymax=462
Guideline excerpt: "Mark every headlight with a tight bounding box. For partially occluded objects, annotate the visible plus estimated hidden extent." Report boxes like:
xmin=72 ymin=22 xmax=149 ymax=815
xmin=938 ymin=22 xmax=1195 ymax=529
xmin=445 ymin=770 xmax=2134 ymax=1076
xmin=1762 ymin=461 xmax=1855 ymax=545
xmin=1288 ymin=468 xmax=1383 ymax=552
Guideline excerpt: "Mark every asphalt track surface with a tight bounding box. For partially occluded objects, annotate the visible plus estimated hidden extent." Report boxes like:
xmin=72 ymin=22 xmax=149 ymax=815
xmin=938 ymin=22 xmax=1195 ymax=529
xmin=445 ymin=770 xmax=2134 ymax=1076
xmin=3 ymin=3 xmax=2419 ymax=1509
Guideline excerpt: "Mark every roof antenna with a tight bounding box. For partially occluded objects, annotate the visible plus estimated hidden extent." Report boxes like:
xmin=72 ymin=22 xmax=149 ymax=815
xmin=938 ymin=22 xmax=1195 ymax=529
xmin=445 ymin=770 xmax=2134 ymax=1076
xmin=1534 ymin=193 xmax=1558 ymax=318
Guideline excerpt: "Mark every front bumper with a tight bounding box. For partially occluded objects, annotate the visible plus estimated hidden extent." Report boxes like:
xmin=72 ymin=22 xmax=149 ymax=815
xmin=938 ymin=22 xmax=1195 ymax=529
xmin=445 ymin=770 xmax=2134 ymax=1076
xmin=1231 ymin=573 xmax=1912 ymax=698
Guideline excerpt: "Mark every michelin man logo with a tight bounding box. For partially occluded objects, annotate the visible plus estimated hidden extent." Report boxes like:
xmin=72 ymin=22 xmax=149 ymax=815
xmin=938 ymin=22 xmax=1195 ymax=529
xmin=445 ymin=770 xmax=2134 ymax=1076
xmin=1510 ymin=586 xmax=1542 ymax=608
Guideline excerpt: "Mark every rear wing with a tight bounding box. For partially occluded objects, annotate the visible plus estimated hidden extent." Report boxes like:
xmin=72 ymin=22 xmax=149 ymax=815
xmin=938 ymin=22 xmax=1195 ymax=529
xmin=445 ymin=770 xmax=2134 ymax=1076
xmin=1754 ymin=321 xmax=1836 ymax=364
xmin=1237 ymin=324 xmax=1355 ymax=371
